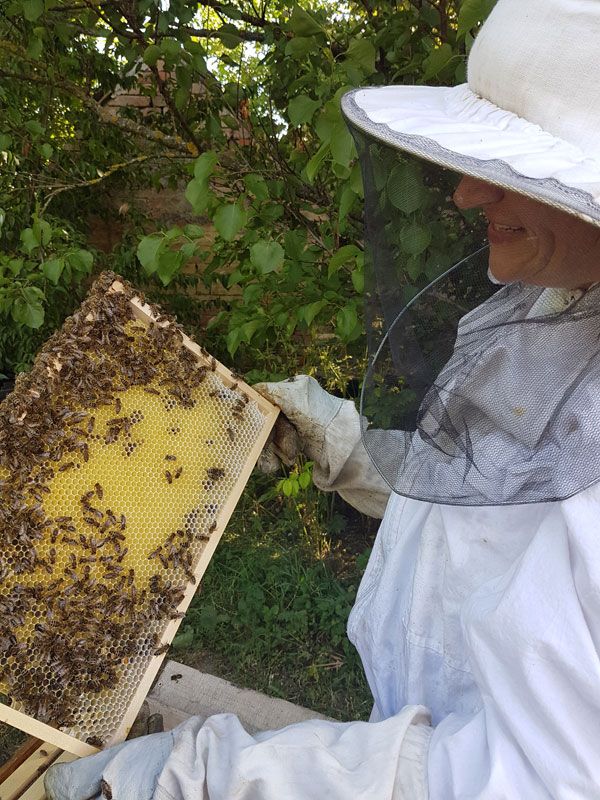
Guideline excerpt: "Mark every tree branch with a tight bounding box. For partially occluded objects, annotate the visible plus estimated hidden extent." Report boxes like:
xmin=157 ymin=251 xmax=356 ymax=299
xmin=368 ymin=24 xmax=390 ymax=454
xmin=0 ymin=66 xmax=195 ymax=155
xmin=195 ymin=0 xmax=272 ymax=29
xmin=39 ymin=153 xmax=178 ymax=213
xmin=177 ymin=24 xmax=266 ymax=43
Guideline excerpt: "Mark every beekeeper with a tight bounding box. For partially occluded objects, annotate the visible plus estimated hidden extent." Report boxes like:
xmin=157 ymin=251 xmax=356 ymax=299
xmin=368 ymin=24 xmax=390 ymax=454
xmin=45 ymin=0 xmax=600 ymax=797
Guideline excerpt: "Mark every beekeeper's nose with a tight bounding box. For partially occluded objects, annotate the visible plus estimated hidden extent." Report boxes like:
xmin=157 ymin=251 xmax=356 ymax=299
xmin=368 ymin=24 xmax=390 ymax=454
xmin=453 ymin=176 xmax=505 ymax=210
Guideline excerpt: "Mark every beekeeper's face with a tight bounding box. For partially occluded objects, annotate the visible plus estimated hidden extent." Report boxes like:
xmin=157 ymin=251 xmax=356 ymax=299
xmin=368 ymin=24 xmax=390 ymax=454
xmin=453 ymin=176 xmax=600 ymax=288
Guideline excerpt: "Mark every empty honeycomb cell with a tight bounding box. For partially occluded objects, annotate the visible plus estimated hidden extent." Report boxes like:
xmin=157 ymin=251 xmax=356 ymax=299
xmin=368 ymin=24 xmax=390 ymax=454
xmin=0 ymin=272 xmax=274 ymax=748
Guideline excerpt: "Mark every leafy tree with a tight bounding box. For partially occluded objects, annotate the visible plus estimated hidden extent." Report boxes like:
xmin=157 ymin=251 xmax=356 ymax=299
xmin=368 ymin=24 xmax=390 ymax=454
xmin=0 ymin=0 xmax=496 ymax=376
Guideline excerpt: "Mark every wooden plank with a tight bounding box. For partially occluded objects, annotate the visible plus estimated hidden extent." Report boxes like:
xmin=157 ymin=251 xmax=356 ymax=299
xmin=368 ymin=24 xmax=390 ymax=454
xmin=0 ymin=707 xmax=96 ymax=759
xmin=0 ymin=739 xmax=41 ymax=787
xmin=17 ymin=752 xmax=76 ymax=800
xmin=0 ymin=743 xmax=62 ymax=800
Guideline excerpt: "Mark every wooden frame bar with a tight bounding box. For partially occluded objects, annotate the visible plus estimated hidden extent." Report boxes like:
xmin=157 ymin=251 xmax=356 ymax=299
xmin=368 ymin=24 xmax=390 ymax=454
xmin=0 ymin=283 xmax=279 ymax=756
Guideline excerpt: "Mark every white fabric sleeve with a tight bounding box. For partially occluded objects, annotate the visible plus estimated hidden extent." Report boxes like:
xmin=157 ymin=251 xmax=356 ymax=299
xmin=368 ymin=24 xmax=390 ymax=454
xmin=154 ymin=705 xmax=432 ymax=800
xmin=313 ymin=393 xmax=391 ymax=519
xmin=428 ymin=492 xmax=600 ymax=799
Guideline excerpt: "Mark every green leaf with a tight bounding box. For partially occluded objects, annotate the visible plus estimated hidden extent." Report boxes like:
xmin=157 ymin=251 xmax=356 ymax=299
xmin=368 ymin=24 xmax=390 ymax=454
xmin=20 ymin=228 xmax=38 ymax=254
xmin=298 ymin=470 xmax=311 ymax=489
xmin=423 ymin=43 xmax=455 ymax=80
xmin=136 ymin=234 xmax=164 ymax=274
xmin=40 ymin=143 xmax=53 ymax=159
xmin=299 ymin=300 xmax=327 ymax=326
xmin=243 ymin=283 xmax=263 ymax=305
xmin=180 ymin=241 xmax=196 ymax=258
xmin=226 ymin=327 xmax=244 ymax=357
xmin=12 ymin=292 xmax=44 ymax=329
xmin=458 ymin=0 xmax=497 ymax=38
xmin=174 ymin=87 xmax=190 ymax=110
xmin=22 ymin=0 xmax=44 ymax=21
xmin=184 ymin=223 xmax=204 ymax=238
xmin=193 ymin=151 xmax=218 ymax=181
xmin=288 ymin=5 xmax=323 ymax=36
xmin=27 ymin=34 xmax=43 ymax=59
xmin=32 ymin=219 xmax=51 ymax=246
xmin=406 ymin=255 xmax=424 ymax=281
xmin=185 ymin=178 xmax=210 ymax=214
xmin=43 ymin=257 xmax=64 ymax=284
xmin=305 ymin=142 xmax=329 ymax=183
xmin=336 ymin=304 xmax=358 ymax=340
xmin=351 ymin=266 xmax=364 ymax=293
xmin=214 ymin=203 xmax=247 ymax=241
xmin=283 ymin=229 xmax=307 ymax=260
xmin=387 ymin=163 xmax=427 ymax=214
xmin=244 ymin=173 xmax=269 ymax=201
xmin=250 ymin=240 xmax=284 ymax=274
xmin=345 ymin=38 xmax=376 ymax=75
xmin=328 ymin=244 xmax=360 ymax=276
xmin=338 ymin=184 xmax=356 ymax=223
xmin=143 ymin=44 xmax=161 ymax=66
xmin=67 ymin=249 xmax=93 ymax=273
xmin=288 ymin=95 xmax=321 ymax=127
xmin=217 ymin=24 xmax=244 ymax=49
xmin=284 ymin=37 xmax=314 ymax=58
xmin=0 ymin=135 xmax=12 ymax=151
xmin=24 ymin=120 xmax=44 ymax=137
xmin=156 ymin=250 xmax=184 ymax=286
xmin=162 ymin=38 xmax=181 ymax=60
xmin=330 ymin=124 xmax=354 ymax=168
xmin=0 ymin=209 xmax=5 ymax=234
xmin=400 ymin=223 xmax=432 ymax=257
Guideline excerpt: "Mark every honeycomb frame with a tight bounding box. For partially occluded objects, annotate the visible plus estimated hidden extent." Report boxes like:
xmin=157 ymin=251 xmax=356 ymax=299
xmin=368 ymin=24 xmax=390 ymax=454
xmin=0 ymin=274 xmax=278 ymax=756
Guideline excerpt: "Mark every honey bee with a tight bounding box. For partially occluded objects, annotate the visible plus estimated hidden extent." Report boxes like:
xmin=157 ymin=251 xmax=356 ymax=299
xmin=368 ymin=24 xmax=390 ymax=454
xmin=87 ymin=736 xmax=104 ymax=748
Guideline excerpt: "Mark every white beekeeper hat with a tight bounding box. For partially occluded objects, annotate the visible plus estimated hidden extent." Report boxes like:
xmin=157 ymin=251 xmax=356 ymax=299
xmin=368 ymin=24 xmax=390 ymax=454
xmin=342 ymin=0 xmax=600 ymax=227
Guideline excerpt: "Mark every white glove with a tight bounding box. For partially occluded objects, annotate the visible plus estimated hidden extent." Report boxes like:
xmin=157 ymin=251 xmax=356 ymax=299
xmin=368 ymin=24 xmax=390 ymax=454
xmin=255 ymin=376 xmax=391 ymax=519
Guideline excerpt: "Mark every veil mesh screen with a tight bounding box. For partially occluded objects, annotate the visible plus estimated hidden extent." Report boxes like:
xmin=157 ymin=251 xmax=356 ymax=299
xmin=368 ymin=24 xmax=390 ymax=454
xmin=349 ymin=124 xmax=600 ymax=505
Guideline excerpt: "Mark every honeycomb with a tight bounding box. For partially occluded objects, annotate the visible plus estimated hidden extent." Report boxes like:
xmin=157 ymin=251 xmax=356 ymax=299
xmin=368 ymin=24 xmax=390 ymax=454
xmin=0 ymin=272 xmax=272 ymax=747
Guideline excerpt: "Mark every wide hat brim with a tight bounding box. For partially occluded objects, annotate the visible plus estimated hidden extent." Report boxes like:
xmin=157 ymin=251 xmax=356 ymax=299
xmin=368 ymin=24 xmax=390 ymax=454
xmin=342 ymin=84 xmax=600 ymax=228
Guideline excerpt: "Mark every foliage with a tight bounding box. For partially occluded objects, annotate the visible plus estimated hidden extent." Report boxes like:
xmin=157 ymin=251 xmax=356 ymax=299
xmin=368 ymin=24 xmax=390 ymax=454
xmin=1 ymin=0 xmax=496 ymax=375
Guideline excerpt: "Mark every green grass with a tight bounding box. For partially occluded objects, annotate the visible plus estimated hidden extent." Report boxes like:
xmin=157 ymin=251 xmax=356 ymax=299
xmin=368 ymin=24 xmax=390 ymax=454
xmin=173 ymin=473 xmax=376 ymax=721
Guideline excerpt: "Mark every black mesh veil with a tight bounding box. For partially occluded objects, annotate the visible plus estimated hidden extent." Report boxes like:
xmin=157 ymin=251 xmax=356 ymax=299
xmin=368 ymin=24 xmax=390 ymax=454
xmin=348 ymin=122 xmax=600 ymax=505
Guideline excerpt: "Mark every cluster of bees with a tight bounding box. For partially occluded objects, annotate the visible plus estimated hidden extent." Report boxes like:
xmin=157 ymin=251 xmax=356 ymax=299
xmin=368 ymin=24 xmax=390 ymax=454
xmin=0 ymin=272 xmax=256 ymax=738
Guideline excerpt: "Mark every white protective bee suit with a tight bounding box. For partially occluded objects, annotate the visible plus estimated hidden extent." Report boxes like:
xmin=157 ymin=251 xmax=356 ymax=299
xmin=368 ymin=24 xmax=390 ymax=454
xmin=46 ymin=0 xmax=600 ymax=796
